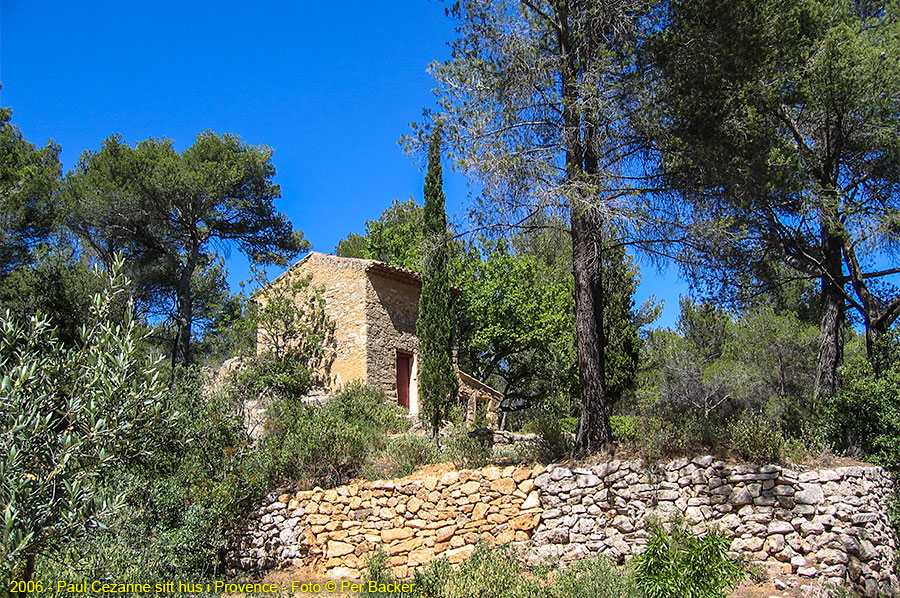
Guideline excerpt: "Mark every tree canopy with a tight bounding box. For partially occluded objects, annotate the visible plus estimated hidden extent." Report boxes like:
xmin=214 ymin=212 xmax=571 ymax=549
xmin=643 ymin=0 xmax=900 ymax=393
xmin=0 ymin=106 xmax=61 ymax=276
xmin=64 ymin=131 xmax=309 ymax=364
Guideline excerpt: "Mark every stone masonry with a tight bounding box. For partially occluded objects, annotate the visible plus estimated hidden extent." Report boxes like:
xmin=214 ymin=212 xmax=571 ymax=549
xmin=258 ymin=252 xmax=501 ymax=419
xmin=227 ymin=464 xmax=543 ymax=580
xmin=227 ymin=457 xmax=898 ymax=597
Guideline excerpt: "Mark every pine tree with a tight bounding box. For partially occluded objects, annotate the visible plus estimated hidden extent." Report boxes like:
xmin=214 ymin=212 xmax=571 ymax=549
xmin=417 ymin=126 xmax=458 ymax=437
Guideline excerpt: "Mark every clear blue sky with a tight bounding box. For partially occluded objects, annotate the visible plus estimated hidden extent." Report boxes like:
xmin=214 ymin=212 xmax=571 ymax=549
xmin=1 ymin=0 xmax=688 ymax=327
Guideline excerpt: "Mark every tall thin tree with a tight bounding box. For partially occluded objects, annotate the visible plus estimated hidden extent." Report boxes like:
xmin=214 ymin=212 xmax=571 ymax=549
xmin=409 ymin=0 xmax=649 ymax=455
xmin=417 ymin=126 xmax=458 ymax=437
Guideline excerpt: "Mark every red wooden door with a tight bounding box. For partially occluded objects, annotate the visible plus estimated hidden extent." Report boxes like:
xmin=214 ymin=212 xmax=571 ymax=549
xmin=397 ymin=353 xmax=411 ymax=409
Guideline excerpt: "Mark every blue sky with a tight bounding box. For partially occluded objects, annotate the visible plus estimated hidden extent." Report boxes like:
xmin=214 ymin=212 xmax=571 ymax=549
xmin=1 ymin=0 xmax=688 ymax=327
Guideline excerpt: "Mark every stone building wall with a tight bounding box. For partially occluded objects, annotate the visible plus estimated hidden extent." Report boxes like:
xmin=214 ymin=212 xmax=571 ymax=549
xmin=458 ymin=371 xmax=501 ymax=426
xmin=227 ymin=457 xmax=898 ymax=597
xmin=260 ymin=253 xmax=369 ymax=392
xmin=366 ymin=272 xmax=421 ymax=411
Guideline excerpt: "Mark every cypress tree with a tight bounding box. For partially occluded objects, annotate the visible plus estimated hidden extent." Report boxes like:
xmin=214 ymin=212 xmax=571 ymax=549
xmin=417 ymin=125 xmax=458 ymax=437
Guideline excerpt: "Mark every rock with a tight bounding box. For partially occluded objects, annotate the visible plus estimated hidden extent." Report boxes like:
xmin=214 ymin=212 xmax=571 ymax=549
xmin=767 ymin=521 xmax=794 ymax=534
xmin=444 ymin=544 xmax=475 ymax=564
xmin=327 ymin=540 xmax=355 ymax=558
xmin=460 ymin=481 xmax=481 ymax=494
xmin=435 ymin=524 xmax=457 ymax=543
xmin=534 ymin=473 xmax=552 ymax=488
xmin=440 ymin=471 xmax=460 ymax=486
xmin=728 ymin=487 xmax=753 ymax=505
xmin=550 ymin=467 xmax=572 ymax=481
xmin=490 ymin=478 xmax=517 ymax=495
xmin=381 ymin=528 xmax=414 ymax=542
xmin=522 ymin=491 xmax=540 ymax=510
xmin=796 ymin=483 xmax=824 ymax=505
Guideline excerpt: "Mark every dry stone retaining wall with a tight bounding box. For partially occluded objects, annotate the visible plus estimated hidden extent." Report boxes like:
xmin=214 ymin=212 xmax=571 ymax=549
xmin=227 ymin=458 xmax=898 ymax=597
xmin=531 ymin=458 xmax=897 ymax=597
xmin=227 ymin=465 xmax=544 ymax=580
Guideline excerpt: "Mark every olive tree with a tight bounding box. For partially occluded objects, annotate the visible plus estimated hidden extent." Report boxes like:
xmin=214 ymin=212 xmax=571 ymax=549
xmin=0 ymin=257 xmax=172 ymax=592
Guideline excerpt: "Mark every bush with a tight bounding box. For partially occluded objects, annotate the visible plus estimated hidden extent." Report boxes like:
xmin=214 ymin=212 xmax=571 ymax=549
xmin=531 ymin=413 xmax=573 ymax=462
xmin=232 ymin=351 xmax=314 ymax=400
xmin=826 ymin=357 xmax=900 ymax=472
xmin=364 ymin=544 xmax=639 ymax=598
xmin=104 ymin=365 xmax=259 ymax=578
xmin=383 ymin=435 xmax=441 ymax=478
xmin=443 ymin=431 xmax=493 ymax=470
xmin=632 ymin=518 xmax=745 ymax=598
xmin=260 ymin=382 xmax=408 ymax=487
xmin=411 ymin=544 xmax=543 ymax=598
xmin=549 ymin=556 xmax=640 ymax=598
xmin=728 ymin=412 xmax=785 ymax=463
xmin=611 ymin=415 xmax=642 ymax=443
xmin=0 ymin=258 xmax=172 ymax=585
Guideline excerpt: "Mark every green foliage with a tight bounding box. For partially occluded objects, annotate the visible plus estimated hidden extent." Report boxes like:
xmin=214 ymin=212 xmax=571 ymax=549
xmin=225 ymin=267 xmax=334 ymax=408
xmin=64 ymin=131 xmax=308 ymax=364
xmin=644 ymin=0 xmax=900 ymax=382
xmin=365 ymin=544 xmax=640 ymax=598
xmin=130 ymin=366 xmax=257 ymax=576
xmin=530 ymin=413 xmax=573 ymax=463
xmin=417 ymin=127 xmax=458 ymax=435
xmin=0 ymin=256 xmax=171 ymax=581
xmin=259 ymin=382 xmax=408 ymax=487
xmin=234 ymin=352 xmax=314 ymax=400
xmin=727 ymin=413 xmax=785 ymax=464
xmin=458 ymin=238 xmax=576 ymax=407
xmin=336 ymin=199 xmax=425 ymax=272
xmin=362 ymin=548 xmax=417 ymax=598
xmin=550 ymin=556 xmax=640 ymax=598
xmin=411 ymin=544 xmax=542 ymax=598
xmin=826 ymin=357 xmax=900 ymax=472
xmin=610 ymin=415 xmax=642 ymax=444
xmin=250 ymin=267 xmax=334 ymax=369
xmin=637 ymin=301 xmax=820 ymax=453
xmin=0 ymin=251 xmax=105 ymax=347
xmin=632 ymin=518 xmax=745 ymax=598
xmin=444 ymin=431 xmax=492 ymax=470
xmin=381 ymin=435 xmax=441 ymax=478
xmin=0 ymin=105 xmax=62 ymax=276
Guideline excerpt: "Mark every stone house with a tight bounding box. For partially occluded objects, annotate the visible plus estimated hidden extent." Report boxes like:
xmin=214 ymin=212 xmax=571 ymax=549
xmin=258 ymin=252 xmax=500 ymax=423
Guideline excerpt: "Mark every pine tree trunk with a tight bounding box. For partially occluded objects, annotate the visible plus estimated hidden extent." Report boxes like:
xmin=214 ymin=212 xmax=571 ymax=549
xmin=815 ymin=231 xmax=844 ymax=400
xmin=172 ymin=248 xmax=198 ymax=366
xmin=572 ymin=206 xmax=612 ymax=456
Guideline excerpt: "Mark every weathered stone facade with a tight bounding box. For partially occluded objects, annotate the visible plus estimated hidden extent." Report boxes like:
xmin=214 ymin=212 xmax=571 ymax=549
xmin=260 ymin=252 xmax=500 ymax=418
xmin=227 ymin=457 xmax=898 ymax=597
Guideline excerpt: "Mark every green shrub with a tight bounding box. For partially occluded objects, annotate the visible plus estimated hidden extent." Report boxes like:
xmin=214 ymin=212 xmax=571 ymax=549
xmin=260 ymin=382 xmax=408 ymax=487
xmin=111 ymin=365 xmax=259 ymax=578
xmin=728 ymin=412 xmax=785 ymax=463
xmin=362 ymin=548 xmax=417 ymax=597
xmin=611 ymin=415 xmax=642 ymax=443
xmin=826 ymin=357 xmax=900 ymax=472
xmin=232 ymin=351 xmax=314 ymax=400
xmin=632 ymin=518 xmax=745 ymax=598
xmin=443 ymin=431 xmax=493 ymax=469
xmin=411 ymin=544 xmax=544 ymax=598
xmin=549 ymin=556 xmax=640 ymax=598
xmin=530 ymin=413 xmax=573 ymax=462
xmin=383 ymin=435 xmax=441 ymax=478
